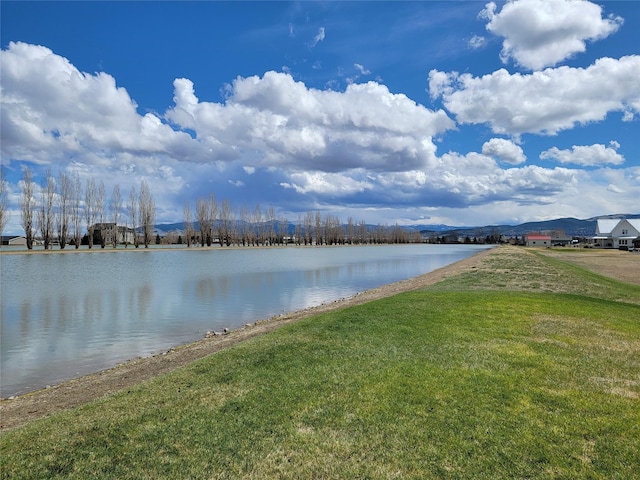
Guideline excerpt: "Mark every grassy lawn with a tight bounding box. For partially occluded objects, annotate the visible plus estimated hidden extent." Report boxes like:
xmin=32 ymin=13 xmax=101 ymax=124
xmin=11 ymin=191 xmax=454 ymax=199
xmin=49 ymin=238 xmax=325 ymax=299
xmin=2 ymin=247 xmax=639 ymax=479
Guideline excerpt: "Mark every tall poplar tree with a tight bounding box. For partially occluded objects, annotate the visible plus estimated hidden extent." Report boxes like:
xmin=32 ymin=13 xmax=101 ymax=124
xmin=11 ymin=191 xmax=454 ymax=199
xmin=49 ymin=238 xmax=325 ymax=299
xmin=138 ymin=180 xmax=155 ymax=248
xmin=110 ymin=184 xmax=122 ymax=248
xmin=71 ymin=175 xmax=83 ymax=249
xmin=85 ymin=178 xmax=97 ymax=248
xmin=57 ymin=172 xmax=72 ymax=249
xmin=128 ymin=185 xmax=138 ymax=248
xmin=20 ymin=167 xmax=35 ymax=250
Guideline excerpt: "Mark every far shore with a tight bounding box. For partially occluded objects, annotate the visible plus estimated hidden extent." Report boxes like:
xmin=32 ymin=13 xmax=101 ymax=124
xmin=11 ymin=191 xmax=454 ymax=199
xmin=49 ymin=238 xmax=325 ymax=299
xmin=2 ymin=245 xmax=638 ymax=430
xmin=1 ymin=243 xmax=287 ymax=254
xmin=3 ymin=242 xmax=430 ymax=255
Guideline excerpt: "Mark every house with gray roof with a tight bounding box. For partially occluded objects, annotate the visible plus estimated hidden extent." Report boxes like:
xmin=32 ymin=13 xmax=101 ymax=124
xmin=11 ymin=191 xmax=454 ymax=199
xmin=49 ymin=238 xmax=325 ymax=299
xmin=0 ymin=235 xmax=27 ymax=246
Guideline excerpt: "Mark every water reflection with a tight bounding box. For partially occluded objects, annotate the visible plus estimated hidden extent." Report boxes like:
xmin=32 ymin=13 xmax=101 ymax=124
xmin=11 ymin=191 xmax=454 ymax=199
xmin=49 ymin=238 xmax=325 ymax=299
xmin=1 ymin=245 xmax=489 ymax=396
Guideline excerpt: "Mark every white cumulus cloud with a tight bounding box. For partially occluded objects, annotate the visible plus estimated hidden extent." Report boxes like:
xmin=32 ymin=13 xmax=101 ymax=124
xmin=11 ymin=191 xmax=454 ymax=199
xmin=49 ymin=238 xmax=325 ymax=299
xmin=0 ymin=41 xmax=205 ymax=167
xmin=468 ymin=35 xmax=487 ymax=50
xmin=540 ymin=142 xmax=625 ymax=166
xmin=282 ymin=171 xmax=372 ymax=196
xmin=481 ymin=138 xmax=526 ymax=165
xmin=480 ymin=0 xmax=623 ymax=70
xmin=166 ymin=70 xmax=455 ymax=173
xmin=428 ymin=55 xmax=640 ymax=135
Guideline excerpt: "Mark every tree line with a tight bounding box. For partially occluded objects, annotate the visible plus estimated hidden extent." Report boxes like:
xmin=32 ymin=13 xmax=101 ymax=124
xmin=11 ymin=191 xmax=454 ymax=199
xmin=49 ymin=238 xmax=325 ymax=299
xmin=13 ymin=167 xmax=155 ymax=250
xmin=182 ymin=196 xmax=424 ymax=247
xmin=4 ymin=167 xmax=426 ymax=250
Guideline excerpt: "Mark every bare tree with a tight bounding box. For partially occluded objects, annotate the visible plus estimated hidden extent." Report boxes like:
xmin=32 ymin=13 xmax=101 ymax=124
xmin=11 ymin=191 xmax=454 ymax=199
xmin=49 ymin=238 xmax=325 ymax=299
xmin=138 ymin=180 xmax=155 ymax=248
xmin=357 ymin=220 xmax=368 ymax=244
xmin=71 ymin=174 xmax=83 ymax=249
xmin=195 ymin=197 xmax=210 ymax=247
xmin=229 ymin=204 xmax=238 ymax=246
xmin=57 ymin=172 xmax=72 ymax=249
xmin=373 ymin=223 xmax=385 ymax=245
xmin=295 ymin=215 xmax=303 ymax=246
xmin=127 ymin=185 xmax=138 ymax=248
xmin=20 ymin=167 xmax=36 ymax=249
xmin=277 ymin=216 xmax=289 ymax=245
xmin=315 ymin=211 xmax=323 ymax=246
xmin=219 ymin=199 xmax=232 ymax=246
xmin=346 ymin=217 xmax=355 ymax=245
xmin=208 ymin=194 xmax=218 ymax=246
xmin=324 ymin=214 xmax=342 ymax=245
xmin=183 ymin=201 xmax=194 ymax=247
xmin=110 ymin=184 xmax=122 ymax=248
xmin=266 ymin=207 xmax=276 ymax=246
xmin=96 ymin=180 xmax=107 ymax=248
xmin=0 ymin=169 xmax=9 ymax=237
xmin=324 ymin=214 xmax=333 ymax=245
xmin=239 ymin=204 xmax=251 ymax=246
xmin=253 ymin=204 xmax=265 ymax=246
xmin=303 ymin=211 xmax=314 ymax=245
xmin=85 ymin=178 xmax=97 ymax=248
xmin=37 ymin=169 xmax=56 ymax=250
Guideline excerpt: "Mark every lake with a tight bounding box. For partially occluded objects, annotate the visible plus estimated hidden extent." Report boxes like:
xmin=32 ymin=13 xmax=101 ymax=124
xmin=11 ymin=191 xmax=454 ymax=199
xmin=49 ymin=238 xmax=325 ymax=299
xmin=1 ymin=244 xmax=489 ymax=397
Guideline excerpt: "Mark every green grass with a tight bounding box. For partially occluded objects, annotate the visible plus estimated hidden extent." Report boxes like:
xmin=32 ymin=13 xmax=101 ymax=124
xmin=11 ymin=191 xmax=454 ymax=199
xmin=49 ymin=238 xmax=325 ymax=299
xmin=2 ymin=247 xmax=639 ymax=479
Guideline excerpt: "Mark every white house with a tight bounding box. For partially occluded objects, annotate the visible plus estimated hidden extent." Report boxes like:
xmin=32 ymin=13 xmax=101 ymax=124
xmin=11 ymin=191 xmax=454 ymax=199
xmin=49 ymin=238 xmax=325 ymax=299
xmin=593 ymin=218 xmax=640 ymax=249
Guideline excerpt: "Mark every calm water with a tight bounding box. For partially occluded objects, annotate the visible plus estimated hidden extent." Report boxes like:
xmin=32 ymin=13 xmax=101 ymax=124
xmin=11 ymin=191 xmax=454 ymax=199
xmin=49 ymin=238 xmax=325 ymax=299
xmin=1 ymin=244 xmax=488 ymax=396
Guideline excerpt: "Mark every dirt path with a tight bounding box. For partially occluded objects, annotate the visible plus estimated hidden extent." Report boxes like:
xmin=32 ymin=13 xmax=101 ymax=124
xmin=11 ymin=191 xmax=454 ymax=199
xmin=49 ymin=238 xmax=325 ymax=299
xmin=2 ymin=246 xmax=637 ymax=430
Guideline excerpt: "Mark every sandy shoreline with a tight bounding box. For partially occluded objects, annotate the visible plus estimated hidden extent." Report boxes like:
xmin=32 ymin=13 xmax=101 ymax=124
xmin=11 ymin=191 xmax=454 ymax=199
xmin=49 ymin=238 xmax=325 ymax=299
xmin=2 ymin=245 xmax=638 ymax=430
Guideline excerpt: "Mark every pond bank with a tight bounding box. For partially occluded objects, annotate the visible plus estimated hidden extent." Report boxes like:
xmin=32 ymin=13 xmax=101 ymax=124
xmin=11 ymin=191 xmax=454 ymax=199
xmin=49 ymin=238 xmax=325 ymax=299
xmin=3 ymin=245 xmax=638 ymax=430
xmin=1 ymin=246 xmax=495 ymax=430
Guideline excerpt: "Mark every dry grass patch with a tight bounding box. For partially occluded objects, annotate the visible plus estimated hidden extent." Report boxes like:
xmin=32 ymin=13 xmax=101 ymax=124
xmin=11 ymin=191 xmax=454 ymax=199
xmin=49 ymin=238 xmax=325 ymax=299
xmin=431 ymin=245 xmax=640 ymax=305
xmin=531 ymin=313 xmax=640 ymax=401
xmin=538 ymin=248 xmax=640 ymax=286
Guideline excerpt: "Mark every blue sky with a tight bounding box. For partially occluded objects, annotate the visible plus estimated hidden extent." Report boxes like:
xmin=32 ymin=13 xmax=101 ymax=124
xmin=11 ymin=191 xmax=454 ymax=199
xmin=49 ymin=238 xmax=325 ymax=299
xmin=1 ymin=1 xmax=639 ymax=234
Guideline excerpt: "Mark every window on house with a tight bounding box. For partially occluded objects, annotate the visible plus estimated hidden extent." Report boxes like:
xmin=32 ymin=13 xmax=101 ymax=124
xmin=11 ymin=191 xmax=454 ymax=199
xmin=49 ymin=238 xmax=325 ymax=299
xmin=622 ymin=229 xmax=628 ymax=235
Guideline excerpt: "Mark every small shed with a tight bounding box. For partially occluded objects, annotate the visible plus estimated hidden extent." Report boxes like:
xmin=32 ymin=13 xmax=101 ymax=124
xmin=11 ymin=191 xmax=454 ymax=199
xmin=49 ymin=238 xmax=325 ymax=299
xmin=525 ymin=234 xmax=552 ymax=247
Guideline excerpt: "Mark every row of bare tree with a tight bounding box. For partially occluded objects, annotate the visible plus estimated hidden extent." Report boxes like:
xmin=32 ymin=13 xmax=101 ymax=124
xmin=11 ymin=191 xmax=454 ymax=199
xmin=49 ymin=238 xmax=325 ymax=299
xmin=14 ymin=167 xmax=155 ymax=250
xmin=2 ymin=167 xmax=425 ymax=250
xmin=182 ymin=195 xmax=424 ymax=248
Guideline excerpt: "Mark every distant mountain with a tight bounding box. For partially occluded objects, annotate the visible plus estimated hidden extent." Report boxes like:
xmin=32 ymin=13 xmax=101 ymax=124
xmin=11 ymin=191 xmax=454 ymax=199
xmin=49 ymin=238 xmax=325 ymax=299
xmin=586 ymin=213 xmax=638 ymax=221
xmin=491 ymin=217 xmax=595 ymax=237
xmin=418 ymin=214 xmax=640 ymax=238
xmin=155 ymin=214 xmax=640 ymax=239
xmin=153 ymin=222 xmax=185 ymax=233
xmin=405 ymin=223 xmax=465 ymax=232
